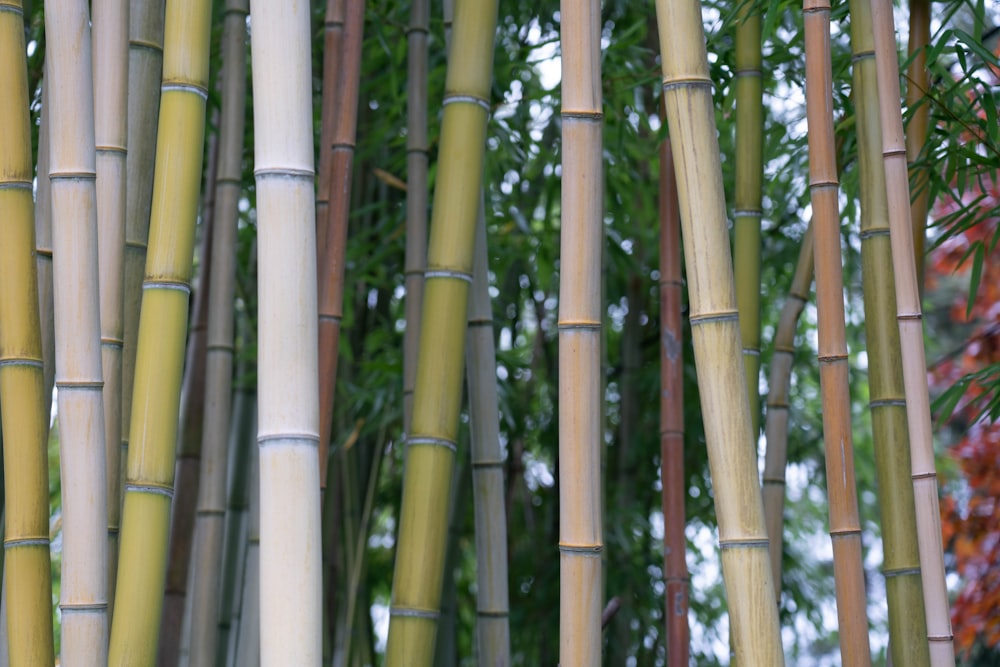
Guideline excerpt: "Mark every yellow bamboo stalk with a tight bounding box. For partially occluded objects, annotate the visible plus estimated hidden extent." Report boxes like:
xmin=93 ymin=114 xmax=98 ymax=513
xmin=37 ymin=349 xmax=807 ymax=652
xmin=0 ymin=1 xmax=56 ymax=661
xmin=557 ymin=1 xmax=603 ymax=664
xmin=849 ymin=0 xmax=931 ymax=661
xmin=653 ymin=0 xmax=784 ymax=661
xmin=93 ymin=0 xmax=129 ymax=615
xmin=869 ymin=0 xmax=955 ymax=660
xmin=906 ymin=0 xmax=930 ymax=293
xmin=249 ymin=0 xmax=323 ymax=662
xmin=803 ymin=1 xmax=873 ymax=661
xmin=761 ymin=223 xmax=814 ymax=601
xmin=385 ymin=0 xmax=498 ymax=660
xmin=108 ymin=0 xmax=211 ymax=657
xmin=186 ymin=0 xmax=248 ymax=661
xmin=46 ymin=0 xmax=111 ymax=661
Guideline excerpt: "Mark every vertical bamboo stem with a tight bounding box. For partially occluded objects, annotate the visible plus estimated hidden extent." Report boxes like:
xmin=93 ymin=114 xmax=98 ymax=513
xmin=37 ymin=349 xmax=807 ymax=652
xmin=250 ymin=0 xmax=323 ymax=661
xmin=35 ymin=75 xmax=56 ymax=433
xmin=869 ymin=0 xmax=956 ymax=660
xmin=0 ymin=1 xmax=56 ymax=661
xmin=45 ymin=0 xmax=110 ymax=660
xmin=233 ymin=399 xmax=260 ymax=667
xmin=906 ymin=0 xmax=930 ymax=293
xmin=652 ymin=0 xmax=784 ymax=661
xmin=803 ymin=1 xmax=873 ymax=661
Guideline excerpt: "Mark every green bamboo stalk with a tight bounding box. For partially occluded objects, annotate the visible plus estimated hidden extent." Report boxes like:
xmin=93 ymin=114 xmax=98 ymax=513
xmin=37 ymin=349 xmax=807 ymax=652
xmin=108 ymin=0 xmax=212 ymax=655
xmin=46 ymin=0 xmax=111 ymax=659
xmin=0 ymin=1 xmax=56 ymax=661
xmin=869 ymin=0 xmax=955 ymax=660
xmin=906 ymin=0 xmax=930 ymax=294
xmin=250 ymin=0 xmax=323 ymax=660
xmin=232 ymin=397 xmax=259 ymax=667
xmin=849 ymin=1 xmax=931 ymax=662
xmin=652 ymin=0 xmax=784 ymax=661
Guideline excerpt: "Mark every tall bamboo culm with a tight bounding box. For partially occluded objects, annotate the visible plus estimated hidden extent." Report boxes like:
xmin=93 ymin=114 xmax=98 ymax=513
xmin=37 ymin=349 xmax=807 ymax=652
xmin=185 ymin=0 xmax=249 ymax=661
xmin=849 ymin=1 xmax=931 ymax=662
xmin=906 ymin=0 xmax=930 ymax=292
xmin=658 ymin=135 xmax=690 ymax=666
xmin=250 ymin=0 xmax=323 ymax=662
xmin=35 ymin=75 xmax=56 ymax=439
xmin=557 ymin=1 xmax=603 ymax=665
xmin=869 ymin=0 xmax=955 ymax=660
xmin=232 ymin=398 xmax=260 ymax=667
xmin=93 ymin=0 xmax=129 ymax=614
xmin=46 ymin=0 xmax=111 ymax=661
xmin=0 ymin=1 xmax=55 ymax=661
xmin=803 ymin=1 xmax=873 ymax=662
xmin=733 ymin=0 xmax=764 ymax=438
xmin=761 ymin=223 xmax=814 ymax=600
xmin=385 ymin=0 xmax=498 ymax=661
xmin=467 ymin=206 xmax=511 ymax=665
xmin=652 ymin=0 xmax=784 ymax=661
xmin=108 ymin=0 xmax=212 ymax=656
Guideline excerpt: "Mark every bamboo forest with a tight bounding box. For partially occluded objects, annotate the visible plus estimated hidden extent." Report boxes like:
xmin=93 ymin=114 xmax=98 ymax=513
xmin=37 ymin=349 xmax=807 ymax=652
xmin=2 ymin=0 xmax=1000 ymax=662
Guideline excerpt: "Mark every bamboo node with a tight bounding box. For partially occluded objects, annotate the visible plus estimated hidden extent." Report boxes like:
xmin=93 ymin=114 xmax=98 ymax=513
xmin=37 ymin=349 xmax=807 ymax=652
xmin=0 ymin=1 xmax=22 ymax=14
xmin=60 ymin=603 xmax=108 ymax=613
xmin=661 ymin=77 xmax=713 ymax=93
xmin=808 ymin=180 xmax=839 ymax=190
xmin=742 ymin=348 xmax=761 ymax=357
xmin=49 ymin=171 xmax=96 ymax=182
xmin=206 ymin=343 xmax=235 ymax=353
xmin=558 ymin=543 xmax=602 ymax=555
xmin=817 ymin=353 xmax=848 ymax=363
xmin=143 ymin=280 xmax=191 ymax=294
xmin=0 ymin=358 xmax=43 ymax=369
xmin=3 ymin=537 xmax=50 ymax=548
xmin=882 ymin=566 xmax=921 ymax=578
xmin=859 ymin=228 xmax=890 ymax=240
xmin=882 ymin=147 xmax=908 ymax=159
xmin=0 ymin=180 xmax=31 ymax=190
xmin=215 ymin=176 xmax=242 ymax=187
xmin=161 ymin=82 xmax=209 ymax=100
xmin=55 ymin=380 xmax=104 ymax=390
xmin=868 ymin=398 xmax=906 ymax=409
xmin=929 ymin=634 xmax=955 ymax=642
xmin=912 ymin=471 xmax=938 ymax=481
xmin=129 ymin=39 xmax=164 ymax=53
xmin=734 ymin=68 xmax=763 ymax=78
xmin=719 ymin=538 xmax=769 ymax=549
xmin=389 ymin=606 xmax=440 ymax=620
xmin=442 ymin=94 xmax=491 ymax=114
xmin=851 ymin=50 xmax=876 ymax=63
xmin=101 ymin=338 xmax=125 ymax=349
xmin=258 ymin=433 xmax=320 ymax=447
xmin=406 ymin=436 xmax=457 ymax=453
xmin=125 ymin=240 xmax=148 ymax=251
xmin=688 ymin=311 xmax=738 ymax=326
xmin=468 ymin=317 xmax=494 ymax=328
xmin=36 ymin=246 xmax=53 ymax=258
xmin=471 ymin=459 xmax=505 ymax=469
xmin=125 ymin=483 xmax=174 ymax=498
xmin=424 ymin=269 xmax=473 ymax=283
xmin=254 ymin=167 xmax=315 ymax=180
xmin=829 ymin=528 xmax=862 ymax=538
xmin=766 ymin=401 xmax=790 ymax=410
xmin=96 ymin=145 xmax=128 ymax=155
xmin=477 ymin=609 xmax=510 ymax=618
xmin=560 ymin=110 xmax=603 ymax=122
xmin=319 ymin=313 xmax=342 ymax=323
xmin=761 ymin=478 xmax=786 ymax=486
xmin=405 ymin=25 xmax=429 ymax=36
xmin=897 ymin=312 xmax=922 ymax=321
xmin=557 ymin=320 xmax=601 ymax=330
xmin=733 ymin=209 xmax=763 ymax=218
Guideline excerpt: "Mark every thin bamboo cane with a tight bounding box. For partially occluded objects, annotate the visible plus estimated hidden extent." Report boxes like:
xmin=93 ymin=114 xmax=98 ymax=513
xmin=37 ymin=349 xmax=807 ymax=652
xmin=108 ymin=0 xmax=212 ymax=656
xmin=317 ymin=0 xmax=365 ymax=489
xmin=316 ymin=0 xmax=342 ymax=263
xmin=249 ymin=0 xmax=323 ymax=661
xmin=761 ymin=223 xmax=814 ymax=601
xmin=658 ymin=135 xmax=690 ymax=666
xmin=385 ymin=0 xmax=498 ymax=660
xmin=0 ymin=1 xmax=56 ymax=661
xmin=652 ymin=0 xmax=784 ymax=661
xmin=803 ymin=2 xmax=872 ymax=661
xmin=46 ymin=0 xmax=110 ymax=660
xmin=869 ymin=0 xmax=955 ymax=660
xmin=35 ymin=75 xmax=56 ymax=432
xmin=185 ymin=0 xmax=248 ymax=661
xmin=557 ymin=1 xmax=603 ymax=664
xmin=233 ymin=401 xmax=260 ymax=667
xmin=466 ymin=204 xmax=511 ymax=666
xmin=733 ymin=0 xmax=764 ymax=439
xmin=92 ymin=0 xmax=129 ymax=616
xmin=432 ymin=450 xmax=467 ymax=667
xmin=906 ymin=0 xmax=930 ymax=294
xmin=404 ymin=0 xmax=430 ymax=434
xmin=849 ymin=1 xmax=931 ymax=662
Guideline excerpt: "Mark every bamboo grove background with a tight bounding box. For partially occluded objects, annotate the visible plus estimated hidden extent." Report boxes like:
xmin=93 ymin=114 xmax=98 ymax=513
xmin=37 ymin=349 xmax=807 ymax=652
xmin=1 ymin=0 xmax=1000 ymax=663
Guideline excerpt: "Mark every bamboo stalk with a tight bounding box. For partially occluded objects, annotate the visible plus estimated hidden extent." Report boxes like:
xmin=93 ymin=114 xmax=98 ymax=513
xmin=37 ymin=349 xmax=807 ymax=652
xmin=0 ymin=1 xmax=56 ymax=661
xmin=869 ymin=0 xmax=956 ymax=660
xmin=385 ymin=0 xmax=498 ymax=661
xmin=557 ymin=1 xmax=603 ymax=664
xmin=315 ymin=0 xmax=342 ymax=263
xmin=466 ymin=203 xmax=512 ymax=665
xmin=46 ymin=0 xmax=110 ymax=661
xmin=92 ymin=0 xmax=130 ymax=616
xmin=35 ymin=74 xmax=56 ymax=435
xmin=906 ymin=0 xmax=930 ymax=294
xmin=652 ymin=0 xmax=784 ymax=661
xmin=658 ymin=135 xmax=690 ymax=666
xmin=803 ymin=1 xmax=873 ymax=661
xmin=761 ymin=223 xmax=814 ymax=600
xmin=249 ymin=0 xmax=323 ymax=661
xmin=733 ymin=0 xmax=764 ymax=439
xmin=849 ymin=1 xmax=931 ymax=662
xmin=185 ymin=0 xmax=249 ymax=661
xmin=108 ymin=0 xmax=212 ymax=656
xmin=233 ymin=400 xmax=260 ymax=667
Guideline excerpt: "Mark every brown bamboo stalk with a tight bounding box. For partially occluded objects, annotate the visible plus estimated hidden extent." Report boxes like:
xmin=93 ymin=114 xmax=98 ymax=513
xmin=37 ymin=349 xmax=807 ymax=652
xmin=906 ymin=0 xmax=930 ymax=293
xmin=233 ymin=399 xmax=260 ymax=667
xmin=659 ymin=134 xmax=690 ymax=667
xmin=315 ymin=0 xmax=342 ymax=263
xmin=652 ymin=0 xmax=784 ymax=660
xmin=36 ymin=74 xmax=56 ymax=435
xmin=803 ymin=1 xmax=873 ymax=661
xmin=869 ymin=0 xmax=955 ymax=660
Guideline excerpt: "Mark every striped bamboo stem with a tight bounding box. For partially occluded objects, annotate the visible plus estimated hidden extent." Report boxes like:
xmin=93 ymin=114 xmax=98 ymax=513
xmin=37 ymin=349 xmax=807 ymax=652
xmin=185 ymin=0 xmax=249 ymax=661
xmin=906 ymin=0 xmax=930 ymax=293
xmin=659 ymin=135 xmax=690 ymax=666
xmin=0 ymin=1 xmax=56 ymax=661
xmin=849 ymin=1 xmax=931 ymax=661
xmin=653 ymin=0 xmax=784 ymax=660
xmin=46 ymin=0 xmax=111 ymax=661
xmin=249 ymin=0 xmax=323 ymax=661
xmin=869 ymin=0 xmax=955 ymax=660
xmin=761 ymin=223 xmax=814 ymax=600
xmin=385 ymin=0 xmax=498 ymax=660
xmin=108 ymin=0 xmax=212 ymax=656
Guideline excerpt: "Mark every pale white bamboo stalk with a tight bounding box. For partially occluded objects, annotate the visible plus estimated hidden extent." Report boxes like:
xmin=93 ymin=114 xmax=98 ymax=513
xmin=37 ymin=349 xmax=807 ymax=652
xmin=45 ymin=0 xmax=109 ymax=661
xmin=249 ymin=0 xmax=322 ymax=662
xmin=36 ymin=74 xmax=56 ymax=424
xmin=868 ymin=0 xmax=955 ymax=661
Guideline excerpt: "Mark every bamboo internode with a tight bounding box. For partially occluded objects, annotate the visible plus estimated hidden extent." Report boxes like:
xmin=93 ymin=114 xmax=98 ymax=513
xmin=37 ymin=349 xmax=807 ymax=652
xmin=653 ymin=0 xmax=784 ymax=661
xmin=869 ymin=0 xmax=956 ymax=661
xmin=906 ymin=0 xmax=931 ymax=292
xmin=0 ymin=1 xmax=56 ymax=661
